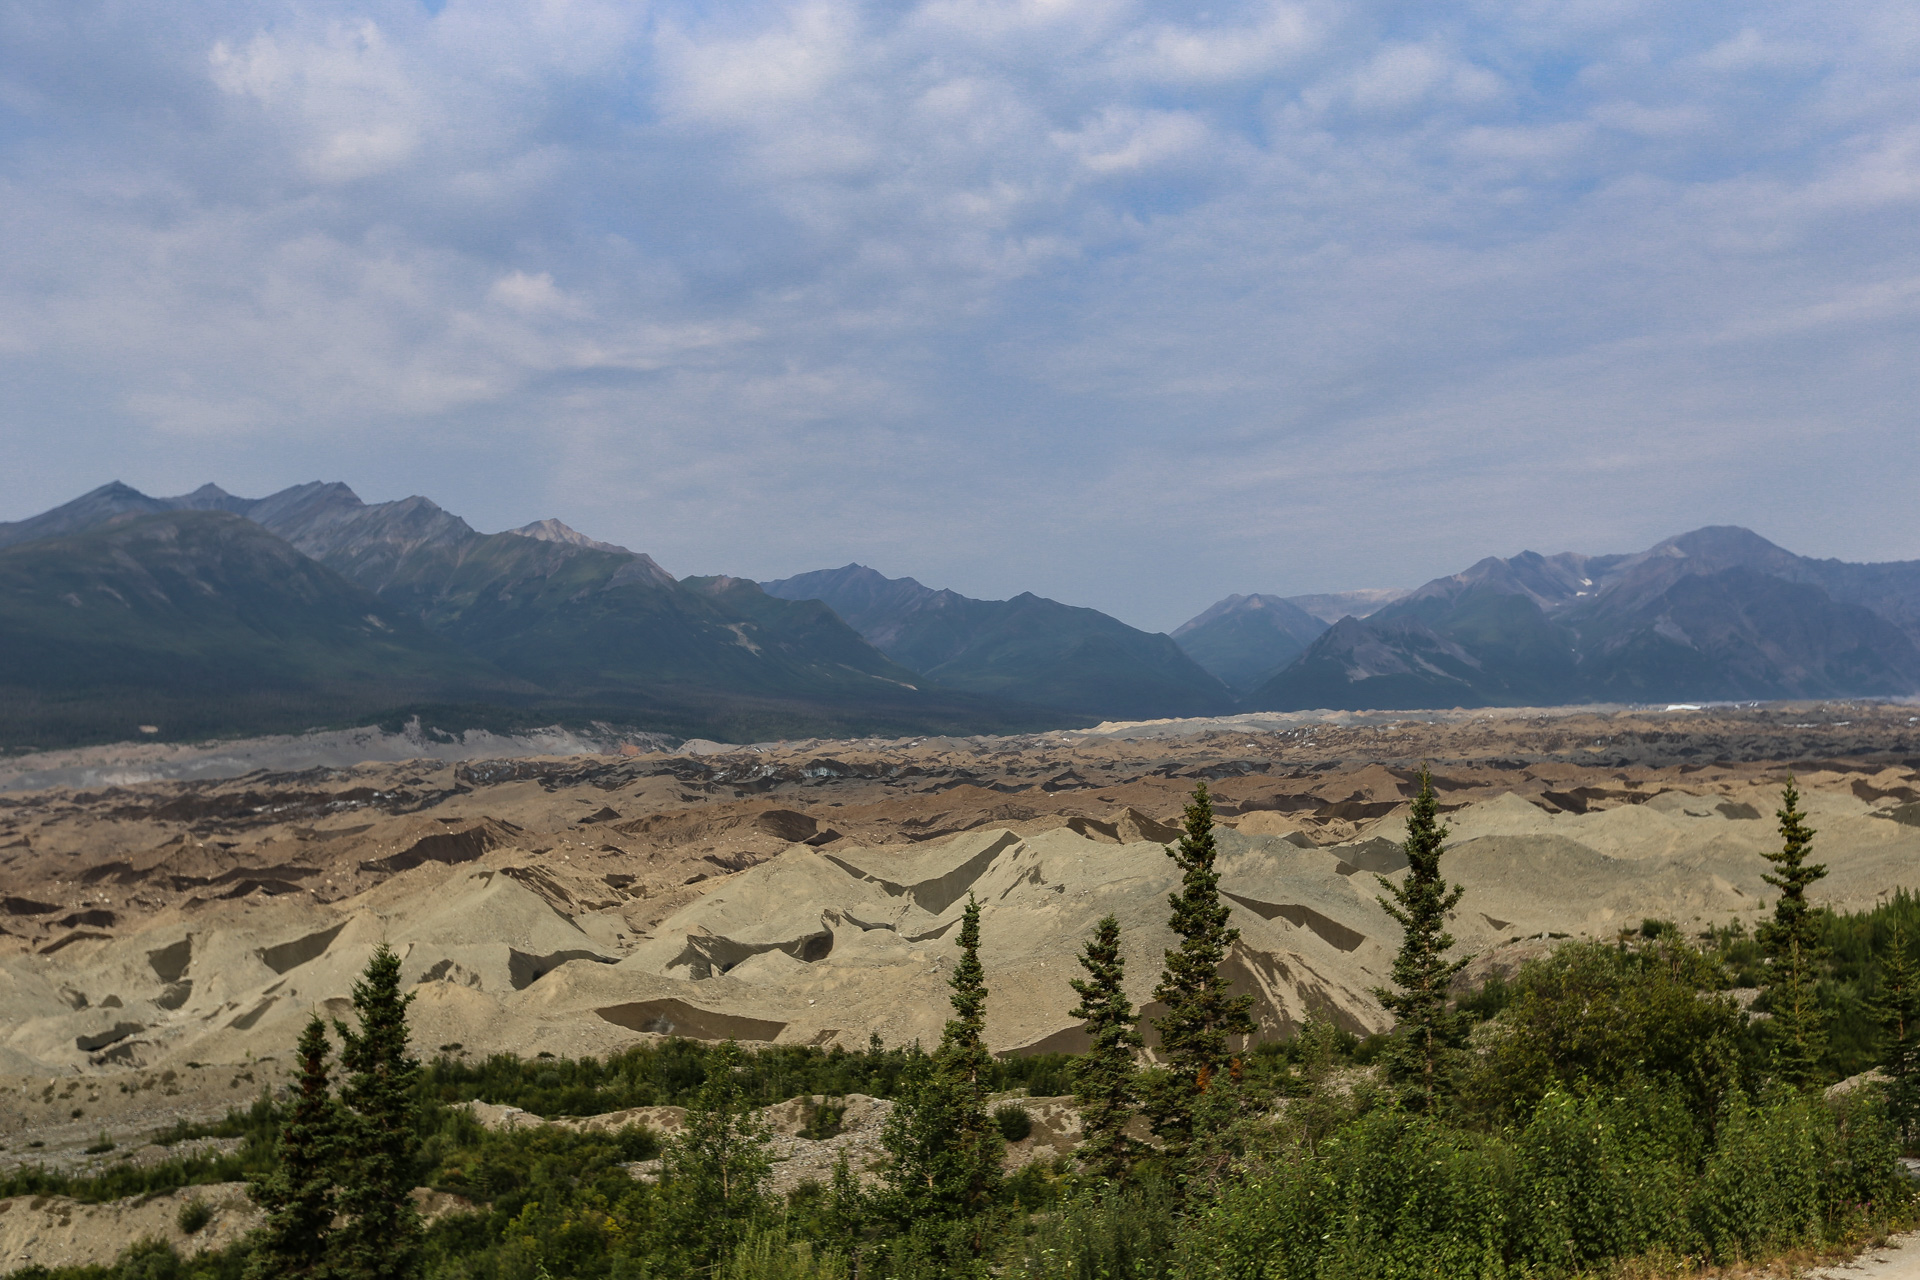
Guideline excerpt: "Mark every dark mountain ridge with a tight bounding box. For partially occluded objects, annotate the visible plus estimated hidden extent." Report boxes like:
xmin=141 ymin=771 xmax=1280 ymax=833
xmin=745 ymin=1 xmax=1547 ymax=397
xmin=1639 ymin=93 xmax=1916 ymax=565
xmin=761 ymin=564 xmax=1232 ymax=720
xmin=0 ymin=509 xmax=523 ymax=743
xmin=1243 ymin=526 xmax=1920 ymax=710
xmin=0 ymin=484 xmax=1066 ymax=746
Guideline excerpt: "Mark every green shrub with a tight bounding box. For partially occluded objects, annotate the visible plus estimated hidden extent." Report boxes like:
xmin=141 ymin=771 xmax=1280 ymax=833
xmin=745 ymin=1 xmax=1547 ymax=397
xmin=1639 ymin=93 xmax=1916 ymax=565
xmin=722 ymin=1228 xmax=849 ymax=1280
xmin=1177 ymin=1082 xmax=1910 ymax=1280
xmin=113 ymin=1239 xmax=182 ymax=1280
xmin=995 ymin=1103 xmax=1033 ymax=1143
xmin=1012 ymin=1178 xmax=1179 ymax=1280
xmin=175 ymin=1199 xmax=212 ymax=1236
xmin=800 ymin=1099 xmax=846 ymax=1140
xmin=1823 ymin=1085 xmax=1908 ymax=1221
xmin=1690 ymin=1090 xmax=1825 ymax=1261
xmin=1179 ymin=1110 xmax=1510 ymax=1280
xmin=1462 ymin=937 xmax=1742 ymax=1123
xmin=1511 ymin=1087 xmax=1691 ymax=1271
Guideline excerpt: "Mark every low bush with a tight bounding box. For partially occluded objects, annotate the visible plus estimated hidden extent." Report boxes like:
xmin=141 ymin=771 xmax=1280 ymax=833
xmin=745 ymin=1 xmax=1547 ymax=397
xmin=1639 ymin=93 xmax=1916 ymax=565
xmin=1181 ymin=1085 xmax=1908 ymax=1279
xmin=175 ymin=1199 xmax=213 ymax=1236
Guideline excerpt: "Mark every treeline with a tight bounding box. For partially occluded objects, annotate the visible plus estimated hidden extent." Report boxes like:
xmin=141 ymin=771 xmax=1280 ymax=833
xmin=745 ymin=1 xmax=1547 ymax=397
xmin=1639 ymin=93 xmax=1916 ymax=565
xmin=416 ymin=1039 xmax=1077 ymax=1118
xmin=10 ymin=778 xmax=1920 ymax=1280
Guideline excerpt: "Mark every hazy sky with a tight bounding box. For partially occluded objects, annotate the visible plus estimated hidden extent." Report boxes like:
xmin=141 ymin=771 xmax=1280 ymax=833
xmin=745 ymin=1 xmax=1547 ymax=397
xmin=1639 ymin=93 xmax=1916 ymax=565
xmin=1 ymin=0 xmax=1916 ymax=632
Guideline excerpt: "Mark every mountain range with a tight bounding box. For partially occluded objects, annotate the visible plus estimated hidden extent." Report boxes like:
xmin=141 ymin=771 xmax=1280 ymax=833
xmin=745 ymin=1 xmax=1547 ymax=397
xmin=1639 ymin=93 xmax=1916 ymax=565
xmin=0 ymin=483 xmax=1056 ymax=746
xmin=3 ymin=481 xmax=1917 ymax=749
xmin=1180 ymin=527 xmax=1920 ymax=711
xmin=761 ymin=564 xmax=1231 ymax=720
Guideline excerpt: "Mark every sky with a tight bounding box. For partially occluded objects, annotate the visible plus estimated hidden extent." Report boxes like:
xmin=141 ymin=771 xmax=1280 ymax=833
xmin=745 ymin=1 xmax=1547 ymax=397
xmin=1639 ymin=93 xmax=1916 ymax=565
xmin=1 ymin=0 xmax=1916 ymax=633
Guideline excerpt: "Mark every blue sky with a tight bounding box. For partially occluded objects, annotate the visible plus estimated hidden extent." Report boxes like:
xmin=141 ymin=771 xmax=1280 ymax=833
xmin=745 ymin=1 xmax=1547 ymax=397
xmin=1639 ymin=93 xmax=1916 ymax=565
xmin=1 ymin=0 xmax=1916 ymax=631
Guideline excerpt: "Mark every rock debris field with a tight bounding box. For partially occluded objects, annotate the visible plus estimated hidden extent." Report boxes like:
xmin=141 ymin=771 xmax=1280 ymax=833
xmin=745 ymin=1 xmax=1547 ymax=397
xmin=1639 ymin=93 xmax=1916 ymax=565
xmin=1 ymin=702 xmax=1918 ymax=1183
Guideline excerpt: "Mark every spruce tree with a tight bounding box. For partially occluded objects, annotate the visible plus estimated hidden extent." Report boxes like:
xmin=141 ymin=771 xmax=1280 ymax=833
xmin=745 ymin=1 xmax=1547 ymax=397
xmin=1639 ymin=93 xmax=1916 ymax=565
xmin=1371 ymin=767 xmax=1468 ymax=1113
xmin=824 ymin=1151 xmax=868 ymax=1264
xmin=1147 ymin=782 xmax=1256 ymax=1160
xmin=1068 ymin=914 xmax=1142 ymax=1182
xmin=1876 ymin=925 xmax=1920 ymax=1149
xmin=663 ymin=1039 xmax=772 ymax=1263
xmin=881 ymin=894 xmax=1002 ymax=1229
xmin=332 ymin=943 xmax=422 ymax=1280
xmin=1758 ymin=779 xmax=1829 ymax=1086
xmin=247 ymin=1015 xmax=340 ymax=1280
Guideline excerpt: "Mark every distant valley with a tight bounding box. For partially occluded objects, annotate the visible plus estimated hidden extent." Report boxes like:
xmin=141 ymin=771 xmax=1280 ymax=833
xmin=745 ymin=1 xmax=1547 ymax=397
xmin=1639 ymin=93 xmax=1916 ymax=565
xmin=1 ymin=482 xmax=1917 ymax=749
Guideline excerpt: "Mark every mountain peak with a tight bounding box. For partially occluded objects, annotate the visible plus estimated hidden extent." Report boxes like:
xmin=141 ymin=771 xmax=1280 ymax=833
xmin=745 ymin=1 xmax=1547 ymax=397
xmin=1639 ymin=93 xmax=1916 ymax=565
xmin=764 ymin=565 xmax=939 ymax=613
xmin=510 ymin=518 xmax=633 ymax=556
xmin=1654 ymin=525 xmax=1788 ymax=563
xmin=1170 ymin=592 xmax=1330 ymax=693
xmin=0 ymin=481 xmax=173 ymax=550
xmin=163 ymin=482 xmax=259 ymax=515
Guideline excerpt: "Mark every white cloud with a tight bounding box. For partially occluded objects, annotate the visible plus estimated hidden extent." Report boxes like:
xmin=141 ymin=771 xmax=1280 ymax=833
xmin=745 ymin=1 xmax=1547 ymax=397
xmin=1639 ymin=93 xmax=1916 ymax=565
xmin=210 ymin=21 xmax=427 ymax=182
xmin=488 ymin=270 xmax=584 ymax=316
xmin=1343 ymin=44 xmax=1497 ymax=114
xmin=1055 ymin=107 xmax=1212 ymax=175
xmin=656 ymin=4 xmax=856 ymax=127
xmin=1104 ymin=4 xmax=1321 ymax=85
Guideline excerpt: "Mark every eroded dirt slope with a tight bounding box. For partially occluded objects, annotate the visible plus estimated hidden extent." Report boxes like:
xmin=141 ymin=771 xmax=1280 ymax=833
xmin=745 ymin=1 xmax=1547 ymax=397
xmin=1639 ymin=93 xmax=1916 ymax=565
xmin=0 ymin=703 xmax=1916 ymax=1168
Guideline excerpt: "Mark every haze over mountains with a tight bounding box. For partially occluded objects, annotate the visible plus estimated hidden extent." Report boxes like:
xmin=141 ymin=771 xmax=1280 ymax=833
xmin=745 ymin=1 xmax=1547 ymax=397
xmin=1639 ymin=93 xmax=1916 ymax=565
xmin=2 ymin=482 xmax=1918 ymax=750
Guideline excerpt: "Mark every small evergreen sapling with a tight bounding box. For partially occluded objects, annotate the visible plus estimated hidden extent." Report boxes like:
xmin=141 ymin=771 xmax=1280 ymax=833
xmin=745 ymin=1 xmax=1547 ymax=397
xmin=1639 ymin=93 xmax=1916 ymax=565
xmin=1068 ymin=914 xmax=1142 ymax=1182
xmin=332 ymin=943 xmax=422 ymax=1280
xmin=1147 ymin=782 xmax=1256 ymax=1162
xmin=1759 ymin=779 xmax=1829 ymax=1087
xmin=247 ymin=1014 xmax=341 ymax=1280
xmin=1371 ymin=767 xmax=1468 ymax=1113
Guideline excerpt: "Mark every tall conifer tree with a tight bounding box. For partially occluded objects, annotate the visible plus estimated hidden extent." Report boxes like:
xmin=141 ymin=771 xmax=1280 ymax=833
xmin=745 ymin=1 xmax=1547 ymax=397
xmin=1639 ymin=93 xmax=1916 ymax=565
xmin=1148 ymin=782 xmax=1255 ymax=1160
xmin=332 ymin=943 xmax=422 ymax=1280
xmin=1874 ymin=924 xmax=1920 ymax=1148
xmin=881 ymin=894 xmax=1002 ymax=1227
xmin=247 ymin=1014 xmax=341 ymax=1280
xmin=1068 ymin=914 xmax=1142 ymax=1181
xmin=1371 ymin=767 xmax=1468 ymax=1113
xmin=1759 ymin=779 xmax=1829 ymax=1086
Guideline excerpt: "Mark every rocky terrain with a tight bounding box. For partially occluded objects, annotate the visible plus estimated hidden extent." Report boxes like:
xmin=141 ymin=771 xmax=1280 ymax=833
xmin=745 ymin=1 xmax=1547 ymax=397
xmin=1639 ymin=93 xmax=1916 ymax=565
xmin=0 ymin=702 xmax=1916 ymax=1173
